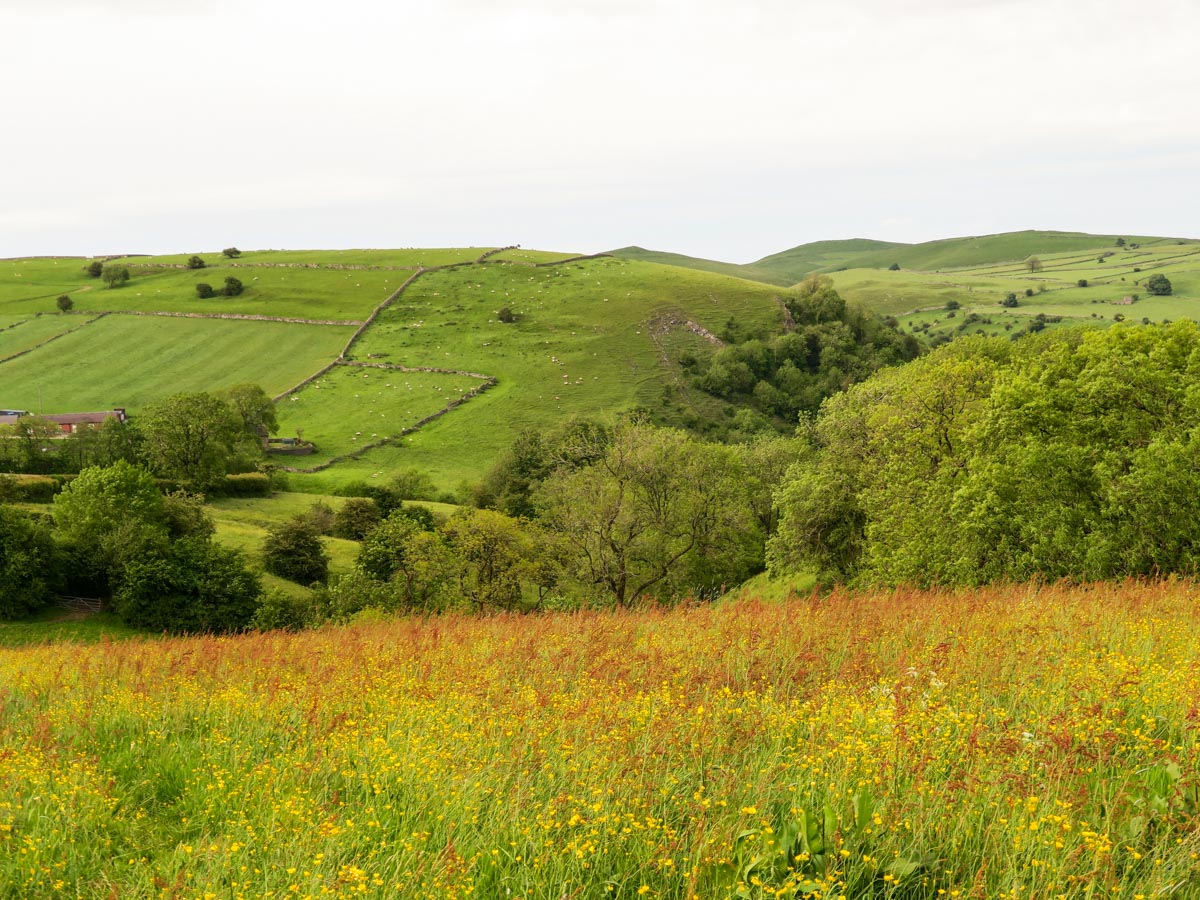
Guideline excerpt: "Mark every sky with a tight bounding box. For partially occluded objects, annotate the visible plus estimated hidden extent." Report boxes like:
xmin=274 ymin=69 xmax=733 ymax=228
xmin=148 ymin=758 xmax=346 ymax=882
xmin=1 ymin=0 xmax=1198 ymax=262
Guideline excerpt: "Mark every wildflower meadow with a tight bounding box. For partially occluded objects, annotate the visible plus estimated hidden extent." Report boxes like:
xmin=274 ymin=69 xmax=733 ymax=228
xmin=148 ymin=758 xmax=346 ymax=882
xmin=2 ymin=581 xmax=1199 ymax=898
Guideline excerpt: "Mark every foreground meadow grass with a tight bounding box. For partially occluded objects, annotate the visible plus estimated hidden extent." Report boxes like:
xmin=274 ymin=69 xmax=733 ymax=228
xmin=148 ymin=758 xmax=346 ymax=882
xmin=3 ymin=582 xmax=1200 ymax=898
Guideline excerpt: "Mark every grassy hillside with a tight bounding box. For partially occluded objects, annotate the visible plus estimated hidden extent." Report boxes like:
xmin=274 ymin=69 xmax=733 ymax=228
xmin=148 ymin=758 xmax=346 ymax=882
xmin=750 ymin=237 xmax=906 ymax=282
xmin=0 ymin=250 xmax=787 ymax=492
xmin=3 ymin=582 xmax=1199 ymax=897
xmin=609 ymin=246 xmax=793 ymax=286
xmin=831 ymin=237 xmax=1200 ymax=342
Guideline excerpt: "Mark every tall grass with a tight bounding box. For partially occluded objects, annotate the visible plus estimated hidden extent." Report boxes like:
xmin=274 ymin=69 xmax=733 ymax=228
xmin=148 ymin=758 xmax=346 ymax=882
xmin=2 ymin=581 xmax=1200 ymax=897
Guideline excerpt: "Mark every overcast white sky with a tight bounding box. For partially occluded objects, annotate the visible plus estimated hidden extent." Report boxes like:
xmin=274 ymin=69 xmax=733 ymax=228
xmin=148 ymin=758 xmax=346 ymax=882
xmin=1 ymin=0 xmax=1197 ymax=261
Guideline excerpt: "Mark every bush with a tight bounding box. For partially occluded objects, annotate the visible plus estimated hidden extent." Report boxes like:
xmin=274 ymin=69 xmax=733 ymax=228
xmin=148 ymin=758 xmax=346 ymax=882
xmin=85 ymin=260 xmax=103 ymax=278
xmin=186 ymin=256 xmax=206 ymax=270
xmin=250 ymin=587 xmax=311 ymax=631
xmin=1077 ymin=279 xmax=1089 ymax=288
xmin=56 ymin=294 xmax=73 ymax=312
xmin=306 ymin=501 xmax=335 ymax=535
xmin=1001 ymin=293 xmax=1019 ymax=308
xmin=945 ymin=300 xmax=960 ymax=310
xmin=333 ymin=497 xmax=382 ymax=540
xmin=113 ymin=538 xmax=262 ymax=633
xmin=3 ymin=475 xmax=59 ymax=503
xmin=221 ymin=472 xmax=272 ymax=497
xmin=0 ymin=506 xmax=59 ymax=619
xmin=391 ymin=468 xmax=439 ymax=501
xmin=222 ymin=247 xmax=241 ymax=259
xmin=888 ymin=262 xmax=901 ymax=271
xmin=262 ymin=517 xmax=328 ymax=585
xmin=497 ymin=306 xmax=516 ymax=323
xmin=195 ymin=283 xmax=215 ymax=299
xmin=1024 ymin=288 xmax=1034 ymax=298
xmin=222 ymin=276 xmax=244 ymax=297
xmin=1145 ymin=274 xmax=1173 ymax=296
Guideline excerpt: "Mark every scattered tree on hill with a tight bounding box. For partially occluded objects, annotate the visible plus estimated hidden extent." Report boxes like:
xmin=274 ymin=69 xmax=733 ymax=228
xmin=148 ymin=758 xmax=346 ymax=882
xmin=1077 ymin=279 xmax=1089 ymax=287
xmin=1001 ymin=293 xmax=1019 ymax=308
xmin=262 ymin=516 xmax=329 ymax=585
xmin=56 ymin=294 xmax=73 ymax=312
xmin=85 ymin=260 xmax=104 ymax=278
xmin=945 ymin=300 xmax=960 ymax=310
xmin=1115 ymin=237 xmax=1126 ymax=247
xmin=888 ymin=262 xmax=901 ymax=271
xmin=222 ymin=247 xmax=241 ymax=258
xmin=1145 ymin=274 xmax=1173 ymax=296
xmin=222 ymin=276 xmax=244 ymax=297
xmin=1026 ymin=256 xmax=1043 ymax=273
xmin=195 ymin=283 xmax=215 ymax=299
xmin=186 ymin=255 xmax=206 ymax=270
xmin=101 ymin=264 xmax=130 ymax=288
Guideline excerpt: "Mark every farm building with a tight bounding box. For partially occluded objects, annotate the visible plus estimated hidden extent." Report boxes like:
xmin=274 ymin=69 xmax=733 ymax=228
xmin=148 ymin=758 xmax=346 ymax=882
xmin=0 ymin=408 xmax=127 ymax=434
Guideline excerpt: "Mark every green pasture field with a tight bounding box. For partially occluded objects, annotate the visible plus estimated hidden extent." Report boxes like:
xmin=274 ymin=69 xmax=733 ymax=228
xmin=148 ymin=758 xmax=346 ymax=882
xmin=486 ymin=248 xmax=588 ymax=264
xmin=124 ymin=248 xmax=490 ymax=269
xmin=0 ymin=609 xmax=141 ymax=648
xmin=64 ymin=266 xmax=400 ymax=321
xmin=0 ymin=314 xmax=93 ymax=361
xmin=0 ymin=316 xmax=354 ymax=413
xmin=0 ymin=257 xmax=93 ymax=307
xmin=274 ymin=365 xmax=484 ymax=468
xmin=610 ymin=247 xmax=793 ymax=286
xmin=284 ymin=257 xmax=786 ymax=491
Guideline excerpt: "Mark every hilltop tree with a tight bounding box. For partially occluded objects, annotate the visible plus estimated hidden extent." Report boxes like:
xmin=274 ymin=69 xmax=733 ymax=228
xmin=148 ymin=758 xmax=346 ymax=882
xmin=101 ymin=264 xmax=130 ymax=288
xmin=222 ymin=247 xmax=241 ymax=258
xmin=1145 ymin=274 xmax=1173 ymax=296
xmin=1026 ymin=256 xmax=1043 ymax=273
xmin=186 ymin=255 xmax=206 ymax=270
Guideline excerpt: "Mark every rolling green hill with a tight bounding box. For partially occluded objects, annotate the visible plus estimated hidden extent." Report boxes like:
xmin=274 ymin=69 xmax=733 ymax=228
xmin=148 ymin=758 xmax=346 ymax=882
xmin=750 ymin=237 xmax=906 ymax=282
xmin=609 ymin=247 xmax=793 ymax=286
xmin=0 ymin=249 xmax=789 ymax=493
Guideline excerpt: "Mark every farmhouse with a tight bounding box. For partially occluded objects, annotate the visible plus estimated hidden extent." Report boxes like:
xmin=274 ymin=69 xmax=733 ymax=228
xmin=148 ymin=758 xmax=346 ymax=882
xmin=0 ymin=408 xmax=128 ymax=434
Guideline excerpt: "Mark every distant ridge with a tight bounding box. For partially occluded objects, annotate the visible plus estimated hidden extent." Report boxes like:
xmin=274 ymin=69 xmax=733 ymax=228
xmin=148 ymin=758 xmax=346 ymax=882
xmin=613 ymin=230 xmax=1189 ymax=286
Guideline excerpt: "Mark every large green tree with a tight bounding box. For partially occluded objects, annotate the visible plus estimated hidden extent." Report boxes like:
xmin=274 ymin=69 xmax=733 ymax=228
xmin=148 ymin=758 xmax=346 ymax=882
xmin=0 ymin=506 xmax=59 ymax=619
xmin=139 ymin=392 xmax=253 ymax=490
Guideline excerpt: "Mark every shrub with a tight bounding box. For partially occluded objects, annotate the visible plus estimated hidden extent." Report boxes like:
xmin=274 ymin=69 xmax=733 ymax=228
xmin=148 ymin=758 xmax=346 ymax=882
xmin=1145 ymin=274 xmax=1173 ymax=296
xmin=195 ymin=283 xmax=215 ymax=299
xmin=56 ymin=294 xmax=73 ymax=312
xmin=391 ymin=468 xmax=439 ymax=501
xmin=222 ymin=276 xmax=244 ymax=297
xmin=250 ymin=587 xmax=311 ymax=631
xmin=85 ymin=260 xmax=103 ymax=278
xmin=1001 ymin=293 xmax=1019 ymax=308
xmin=262 ymin=517 xmax=329 ymax=585
xmin=7 ymin=475 xmax=59 ymax=503
xmin=306 ymin=501 xmax=335 ymax=535
xmin=221 ymin=472 xmax=272 ymax=497
xmin=186 ymin=256 xmax=206 ymax=270
xmin=222 ymin=247 xmax=241 ymax=258
xmin=113 ymin=538 xmax=262 ymax=633
xmin=497 ymin=306 xmax=516 ymax=323
xmin=0 ymin=506 xmax=59 ymax=619
xmin=333 ymin=497 xmax=382 ymax=540
xmin=945 ymin=300 xmax=960 ymax=310
xmin=1077 ymin=279 xmax=1089 ymax=288
xmin=1024 ymin=288 xmax=1034 ymax=298
xmin=888 ymin=262 xmax=900 ymax=271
